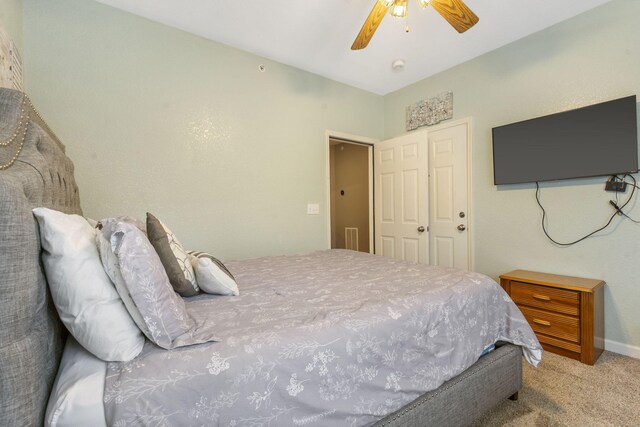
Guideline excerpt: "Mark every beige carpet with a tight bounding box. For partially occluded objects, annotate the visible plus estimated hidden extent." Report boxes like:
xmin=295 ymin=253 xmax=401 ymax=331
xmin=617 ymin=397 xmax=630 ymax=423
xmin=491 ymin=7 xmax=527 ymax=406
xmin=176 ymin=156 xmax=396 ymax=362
xmin=473 ymin=351 xmax=640 ymax=427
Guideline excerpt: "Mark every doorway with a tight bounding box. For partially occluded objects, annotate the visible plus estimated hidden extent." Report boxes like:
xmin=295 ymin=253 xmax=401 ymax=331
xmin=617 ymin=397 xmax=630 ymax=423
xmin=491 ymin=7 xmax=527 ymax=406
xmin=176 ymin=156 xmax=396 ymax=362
xmin=326 ymin=133 xmax=374 ymax=254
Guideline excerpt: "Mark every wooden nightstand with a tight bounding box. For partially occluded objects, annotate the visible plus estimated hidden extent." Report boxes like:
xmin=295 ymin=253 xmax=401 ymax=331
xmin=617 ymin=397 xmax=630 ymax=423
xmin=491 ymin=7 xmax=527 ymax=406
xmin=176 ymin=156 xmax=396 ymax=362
xmin=499 ymin=270 xmax=605 ymax=365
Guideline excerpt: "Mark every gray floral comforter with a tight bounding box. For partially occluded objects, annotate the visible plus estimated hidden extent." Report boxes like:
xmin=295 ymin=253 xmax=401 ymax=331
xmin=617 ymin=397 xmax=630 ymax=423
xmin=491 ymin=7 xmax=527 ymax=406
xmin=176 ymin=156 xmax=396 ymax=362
xmin=104 ymin=250 xmax=542 ymax=426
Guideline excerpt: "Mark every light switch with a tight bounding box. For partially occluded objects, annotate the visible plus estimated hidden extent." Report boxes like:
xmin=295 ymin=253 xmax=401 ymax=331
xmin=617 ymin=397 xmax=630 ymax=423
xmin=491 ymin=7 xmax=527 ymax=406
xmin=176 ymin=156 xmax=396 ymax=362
xmin=307 ymin=203 xmax=320 ymax=215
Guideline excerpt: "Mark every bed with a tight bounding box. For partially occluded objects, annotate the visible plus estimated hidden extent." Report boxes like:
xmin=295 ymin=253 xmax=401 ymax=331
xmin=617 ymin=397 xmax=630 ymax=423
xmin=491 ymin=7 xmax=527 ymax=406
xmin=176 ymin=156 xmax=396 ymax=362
xmin=0 ymin=88 xmax=541 ymax=426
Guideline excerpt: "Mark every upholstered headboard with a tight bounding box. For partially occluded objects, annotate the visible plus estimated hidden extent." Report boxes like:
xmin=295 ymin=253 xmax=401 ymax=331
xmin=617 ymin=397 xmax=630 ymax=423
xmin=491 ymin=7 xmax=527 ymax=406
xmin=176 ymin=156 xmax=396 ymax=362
xmin=0 ymin=88 xmax=82 ymax=426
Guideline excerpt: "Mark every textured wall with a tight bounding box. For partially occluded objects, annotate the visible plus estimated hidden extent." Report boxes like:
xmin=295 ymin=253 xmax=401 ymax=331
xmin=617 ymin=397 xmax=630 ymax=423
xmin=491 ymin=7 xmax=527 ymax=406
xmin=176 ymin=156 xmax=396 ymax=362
xmin=384 ymin=1 xmax=640 ymax=348
xmin=22 ymin=0 xmax=384 ymax=260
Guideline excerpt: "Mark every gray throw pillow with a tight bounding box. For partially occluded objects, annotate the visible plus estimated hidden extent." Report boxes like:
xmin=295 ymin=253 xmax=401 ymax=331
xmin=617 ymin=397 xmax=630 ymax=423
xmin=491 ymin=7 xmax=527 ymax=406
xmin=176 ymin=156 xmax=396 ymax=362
xmin=98 ymin=219 xmax=215 ymax=349
xmin=146 ymin=213 xmax=199 ymax=297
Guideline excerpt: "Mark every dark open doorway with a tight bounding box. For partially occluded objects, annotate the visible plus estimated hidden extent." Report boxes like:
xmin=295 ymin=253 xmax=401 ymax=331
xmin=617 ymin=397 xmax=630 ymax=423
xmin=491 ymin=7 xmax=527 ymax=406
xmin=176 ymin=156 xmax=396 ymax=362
xmin=329 ymin=139 xmax=372 ymax=253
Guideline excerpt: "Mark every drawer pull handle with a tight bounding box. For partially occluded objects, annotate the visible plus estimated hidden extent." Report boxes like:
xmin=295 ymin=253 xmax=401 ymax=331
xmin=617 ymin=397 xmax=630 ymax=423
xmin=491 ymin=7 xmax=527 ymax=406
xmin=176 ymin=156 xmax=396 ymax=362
xmin=532 ymin=319 xmax=551 ymax=326
xmin=532 ymin=294 xmax=551 ymax=301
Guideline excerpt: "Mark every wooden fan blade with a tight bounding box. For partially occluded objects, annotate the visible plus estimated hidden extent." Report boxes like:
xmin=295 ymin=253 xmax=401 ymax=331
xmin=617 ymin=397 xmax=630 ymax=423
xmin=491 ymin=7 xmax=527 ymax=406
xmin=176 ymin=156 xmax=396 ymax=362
xmin=351 ymin=1 xmax=389 ymax=50
xmin=430 ymin=0 xmax=479 ymax=33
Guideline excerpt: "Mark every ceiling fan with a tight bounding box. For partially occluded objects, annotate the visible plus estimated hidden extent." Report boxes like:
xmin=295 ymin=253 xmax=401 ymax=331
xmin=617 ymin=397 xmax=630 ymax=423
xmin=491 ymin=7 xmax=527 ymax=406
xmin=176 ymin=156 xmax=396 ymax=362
xmin=352 ymin=0 xmax=479 ymax=50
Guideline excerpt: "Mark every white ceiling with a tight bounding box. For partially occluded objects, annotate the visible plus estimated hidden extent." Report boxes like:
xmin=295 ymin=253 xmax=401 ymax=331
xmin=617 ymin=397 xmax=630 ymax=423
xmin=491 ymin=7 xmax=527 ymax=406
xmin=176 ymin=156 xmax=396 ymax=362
xmin=96 ymin=0 xmax=610 ymax=95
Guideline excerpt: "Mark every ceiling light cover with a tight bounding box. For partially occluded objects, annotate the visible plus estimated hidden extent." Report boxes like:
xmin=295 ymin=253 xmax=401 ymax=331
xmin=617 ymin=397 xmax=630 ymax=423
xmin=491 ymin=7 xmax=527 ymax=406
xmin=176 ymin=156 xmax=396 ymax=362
xmin=390 ymin=0 xmax=408 ymax=18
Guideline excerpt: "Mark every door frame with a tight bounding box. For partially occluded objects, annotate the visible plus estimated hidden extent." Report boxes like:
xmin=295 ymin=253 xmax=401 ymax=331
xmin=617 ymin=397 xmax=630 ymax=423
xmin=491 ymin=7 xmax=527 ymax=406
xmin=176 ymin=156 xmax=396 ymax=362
xmin=426 ymin=117 xmax=474 ymax=271
xmin=325 ymin=130 xmax=377 ymax=253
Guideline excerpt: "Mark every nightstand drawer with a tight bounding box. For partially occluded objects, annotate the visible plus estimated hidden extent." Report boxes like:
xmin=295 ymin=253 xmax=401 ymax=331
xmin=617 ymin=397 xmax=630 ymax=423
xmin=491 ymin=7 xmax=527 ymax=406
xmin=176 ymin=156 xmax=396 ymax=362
xmin=519 ymin=306 xmax=580 ymax=343
xmin=511 ymin=281 xmax=579 ymax=316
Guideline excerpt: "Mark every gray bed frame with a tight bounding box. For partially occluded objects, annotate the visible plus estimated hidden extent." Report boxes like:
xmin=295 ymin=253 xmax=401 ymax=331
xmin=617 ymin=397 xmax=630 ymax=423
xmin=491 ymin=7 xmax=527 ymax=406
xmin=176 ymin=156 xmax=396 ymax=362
xmin=0 ymin=87 xmax=521 ymax=427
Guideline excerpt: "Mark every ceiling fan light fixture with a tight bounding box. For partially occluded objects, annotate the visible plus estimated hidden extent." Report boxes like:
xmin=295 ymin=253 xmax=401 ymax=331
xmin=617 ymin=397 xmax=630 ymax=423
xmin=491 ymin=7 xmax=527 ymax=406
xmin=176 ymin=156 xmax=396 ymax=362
xmin=351 ymin=0 xmax=479 ymax=50
xmin=390 ymin=0 xmax=408 ymax=18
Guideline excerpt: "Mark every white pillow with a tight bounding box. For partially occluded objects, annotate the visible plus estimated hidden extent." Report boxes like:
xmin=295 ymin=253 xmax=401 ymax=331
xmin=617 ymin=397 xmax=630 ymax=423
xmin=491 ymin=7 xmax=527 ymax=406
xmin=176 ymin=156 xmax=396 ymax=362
xmin=45 ymin=336 xmax=107 ymax=427
xmin=188 ymin=251 xmax=239 ymax=296
xmin=33 ymin=208 xmax=144 ymax=361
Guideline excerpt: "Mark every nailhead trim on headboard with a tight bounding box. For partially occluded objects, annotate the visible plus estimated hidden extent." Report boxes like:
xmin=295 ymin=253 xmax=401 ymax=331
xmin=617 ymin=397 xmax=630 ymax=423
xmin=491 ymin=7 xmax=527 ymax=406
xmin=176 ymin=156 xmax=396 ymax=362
xmin=0 ymin=88 xmax=82 ymax=426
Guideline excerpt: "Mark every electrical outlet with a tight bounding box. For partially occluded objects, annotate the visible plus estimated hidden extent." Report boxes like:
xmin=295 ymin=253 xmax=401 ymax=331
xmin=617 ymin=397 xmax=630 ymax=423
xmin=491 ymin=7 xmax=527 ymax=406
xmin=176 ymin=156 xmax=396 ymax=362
xmin=605 ymin=181 xmax=627 ymax=192
xmin=307 ymin=203 xmax=320 ymax=215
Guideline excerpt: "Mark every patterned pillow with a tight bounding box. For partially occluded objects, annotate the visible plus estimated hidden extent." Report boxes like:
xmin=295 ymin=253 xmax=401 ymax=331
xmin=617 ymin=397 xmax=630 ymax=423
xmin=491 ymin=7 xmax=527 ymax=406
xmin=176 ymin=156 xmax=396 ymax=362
xmin=97 ymin=219 xmax=215 ymax=349
xmin=96 ymin=223 xmax=152 ymax=340
xmin=146 ymin=213 xmax=199 ymax=297
xmin=188 ymin=251 xmax=239 ymax=296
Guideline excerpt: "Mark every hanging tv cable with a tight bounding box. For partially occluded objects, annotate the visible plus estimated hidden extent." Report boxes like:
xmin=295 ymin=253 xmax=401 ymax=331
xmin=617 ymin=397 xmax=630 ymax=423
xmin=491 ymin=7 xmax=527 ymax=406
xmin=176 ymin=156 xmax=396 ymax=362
xmin=535 ymin=174 xmax=637 ymax=246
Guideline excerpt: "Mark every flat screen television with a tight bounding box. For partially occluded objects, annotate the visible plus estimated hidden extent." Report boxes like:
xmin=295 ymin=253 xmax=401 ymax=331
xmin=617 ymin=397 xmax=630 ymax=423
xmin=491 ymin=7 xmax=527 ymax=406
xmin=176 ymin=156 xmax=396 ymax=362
xmin=492 ymin=96 xmax=638 ymax=185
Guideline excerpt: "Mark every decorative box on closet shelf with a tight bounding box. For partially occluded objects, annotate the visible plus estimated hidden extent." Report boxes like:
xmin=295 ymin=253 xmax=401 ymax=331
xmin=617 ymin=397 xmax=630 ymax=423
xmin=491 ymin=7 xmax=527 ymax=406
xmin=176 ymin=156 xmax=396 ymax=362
xmin=499 ymin=269 xmax=604 ymax=365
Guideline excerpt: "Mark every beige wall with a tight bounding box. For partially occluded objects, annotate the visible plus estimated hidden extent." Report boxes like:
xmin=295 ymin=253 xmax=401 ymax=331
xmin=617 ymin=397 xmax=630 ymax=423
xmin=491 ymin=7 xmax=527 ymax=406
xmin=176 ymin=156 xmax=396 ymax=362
xmin=22 ymin=0 xmax=384 ymax=260
xmin=330 ymin=146 xmax=337 ymax=248
xmin=330 ymin=142 xmax=370 ymax=253
xmin=383 ymin=1 xmax=640 ymax=349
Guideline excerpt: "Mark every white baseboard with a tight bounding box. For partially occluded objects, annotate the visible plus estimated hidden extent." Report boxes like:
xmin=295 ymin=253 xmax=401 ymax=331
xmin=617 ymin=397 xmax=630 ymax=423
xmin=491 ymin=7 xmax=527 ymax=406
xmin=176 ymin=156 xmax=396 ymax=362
xmin=604 ymin=339 xmax=640 ymax=359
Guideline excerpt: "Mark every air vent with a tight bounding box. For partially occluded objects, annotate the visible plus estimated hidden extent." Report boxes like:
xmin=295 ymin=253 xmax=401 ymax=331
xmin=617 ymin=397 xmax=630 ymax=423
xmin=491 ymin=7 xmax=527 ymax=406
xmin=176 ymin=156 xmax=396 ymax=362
xmin=345 ymin=227 xmax=359 ymax=251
